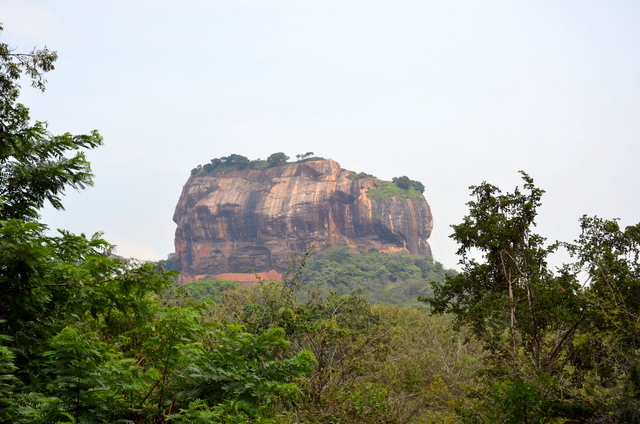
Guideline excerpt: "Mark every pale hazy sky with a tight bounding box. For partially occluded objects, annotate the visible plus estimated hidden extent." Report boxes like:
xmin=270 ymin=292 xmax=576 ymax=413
xmin=2 ymin=0 xmax=639 ymax=270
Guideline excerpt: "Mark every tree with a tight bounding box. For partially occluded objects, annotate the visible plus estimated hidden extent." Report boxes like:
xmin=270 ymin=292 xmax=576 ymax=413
xmin=392 ymin=176 xmax=411 ymax=190
xmin=0 ymin=26 xmax=117 ymax=343
xmin=0 ymin=23 xmax=57 ymax=113
xmin=391 ymin=176 xmax=425 ymax=194
xmin=426 ymin=172 xmax=592 ymax=421
xmin=427 ymin=172 xmax=640 ymax=422
xmin=267 ymin=152 xmax=289 ymax=166
xmin=563 ymin=216 xmax=640 ymax=419
xmin=0 ymin=25 xmax=102 ymax=221
xmin=411 ymin=180 xmax=425 ymax=194
xmin=184 ymin=279 xmax=240 ymax=303
xmin=0 ymin=28 xmax=174 ymax=421
xmin=428 ymin=172 xmax=581 ymax=372
xmin=295 ymin=151 xmax=314 ymax=161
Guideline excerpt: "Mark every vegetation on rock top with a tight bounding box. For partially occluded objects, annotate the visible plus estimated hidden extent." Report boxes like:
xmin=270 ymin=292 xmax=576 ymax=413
xmin=367 ymin=179 xmax=424 ymax=199
xmin=191 ymin=153 xmax=426 ymax=199
xmin=191 ymin=152 xmax=319 ymax=176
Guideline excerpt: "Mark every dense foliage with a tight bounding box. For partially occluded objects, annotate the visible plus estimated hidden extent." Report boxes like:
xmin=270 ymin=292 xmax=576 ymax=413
xmin=183 ymin=279 xmax=240 ymax=303
xmin=346 ymin=171 xmax=377 ymax=180
xmin=428 ymin=172 xmax=640 ymax=422
xmin=206 ymin=279 xmax=483 ymax=423
xmin=297 ymin=247 xmax=453 ymax=307
xmin=392 ymin=176 xmax=425 ymax=194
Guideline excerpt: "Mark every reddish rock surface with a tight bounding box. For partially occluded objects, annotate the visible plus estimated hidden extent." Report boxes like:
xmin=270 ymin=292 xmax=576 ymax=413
xmin=173 ymin=159 xmax=433 ymax=282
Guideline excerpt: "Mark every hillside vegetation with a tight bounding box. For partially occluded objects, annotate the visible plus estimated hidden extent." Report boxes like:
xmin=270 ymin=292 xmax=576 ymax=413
xmin=298 ymin=247 xmax=452 ymax=307
xmin=182 ymin=248 xmax=453 ymax=308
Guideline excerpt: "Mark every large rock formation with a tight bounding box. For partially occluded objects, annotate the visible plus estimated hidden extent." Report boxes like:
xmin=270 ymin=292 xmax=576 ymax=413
xmin=173 ymin=159 xmax=433 ymax=282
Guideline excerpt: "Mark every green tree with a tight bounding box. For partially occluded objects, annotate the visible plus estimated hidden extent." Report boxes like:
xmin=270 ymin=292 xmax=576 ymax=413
xmin=0 ymin=25 xmax=102 ymax=221
xmin=0 ymin=332 xmax=18 ymax=414
xmin=426 ymin=172 xmax=590 ymax=422
xmin=295 ymin=151 xmax=314 ymax=161
xmin=392 ymin=176 xmax=411 ymax=190
xmin=426 ymin=172 xmax=640 ymax=422
xmin=267 ymin=152 xmax=289 ymax=166
xmin=411 ymin=180 xmax=425 ymax=194
xmin=391 ymin=176 xmax=425 ymax=194
xmin=0 ymin=23 xmax=57 ymax=112
xmin=298 ymin=247 xmax=450 ymax=307
xmin=428 ymin=172 xmax=583 ymax=375
xmin=563 ymin=216 xmax=640 ymax=419
xmin=169 ymin=326 xmax=314 ymax=423
xmin=221 ymin=154 xmax=250 ymax=166
xmin=0 ymin=25 xmax=116 ymax=348
xmin=159 ymin=252 xmax=180 ymax=272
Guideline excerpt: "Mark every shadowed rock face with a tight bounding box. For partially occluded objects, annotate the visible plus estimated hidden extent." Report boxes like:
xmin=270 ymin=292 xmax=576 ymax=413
xmin=173 ymin=159 xmax=433 ymax=282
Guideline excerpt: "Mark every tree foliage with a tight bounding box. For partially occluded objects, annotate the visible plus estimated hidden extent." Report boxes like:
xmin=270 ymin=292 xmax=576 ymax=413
xmin=192 ymin=152 xmax=302 ymax=176
xmin=392 ymin=176 xmax=425 ymax=193
xmin=429 ymin=172 xmax=579 ymax=372
xmin=295 ymin=151 xmax=315 ymax=161
xmin=347 ymin=171 xmax=377 ymax=180
xmin=266 ymin=152 xmax=289 ymax=166
xmin=428 ymin=171 xmax=640 ymax=422
xmin=208 ymin=279 xmax=481 ymax=423
xmin=184 ymin=279 xmax=240 ymax=303
xmin=298 ymin=247 xmax=453 ymax=307
xmin=0 ymin=28 xmax=316 ymax=424
xmin=0 ymin=25 xmax=102 ymax=221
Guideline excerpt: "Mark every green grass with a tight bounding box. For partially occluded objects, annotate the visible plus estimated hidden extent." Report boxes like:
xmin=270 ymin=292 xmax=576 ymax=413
xmin=347 ymin=172 xmax=423 ymax=199
xmin=367 ymin=180 xmax=423 ymax=199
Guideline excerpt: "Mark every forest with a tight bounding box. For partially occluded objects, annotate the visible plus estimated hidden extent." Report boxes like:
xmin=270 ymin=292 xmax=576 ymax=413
xmin=3 ymin=27 xmax=640 ymax=424
xmin=178 ymin=246 xmax=453 ymax=308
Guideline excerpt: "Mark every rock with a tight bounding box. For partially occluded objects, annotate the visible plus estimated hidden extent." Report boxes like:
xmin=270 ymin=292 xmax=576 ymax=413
xmin=173 ymin=159 xmax=433 ymax=282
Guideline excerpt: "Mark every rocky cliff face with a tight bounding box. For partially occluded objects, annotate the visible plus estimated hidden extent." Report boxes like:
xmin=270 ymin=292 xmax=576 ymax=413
xmin=173 ymin=159 xmax=433 ymax=282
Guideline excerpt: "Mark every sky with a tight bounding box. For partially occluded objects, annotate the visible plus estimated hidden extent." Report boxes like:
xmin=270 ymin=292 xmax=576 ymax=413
xmin=2 ymin=0 xmax=639 ymax=270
